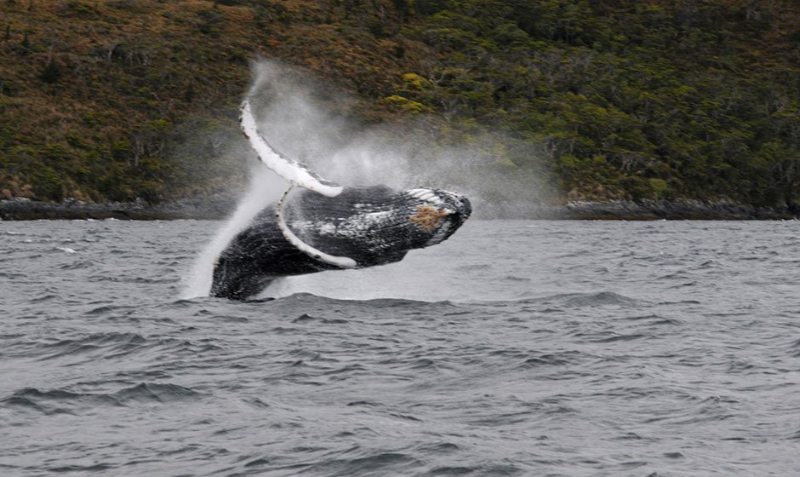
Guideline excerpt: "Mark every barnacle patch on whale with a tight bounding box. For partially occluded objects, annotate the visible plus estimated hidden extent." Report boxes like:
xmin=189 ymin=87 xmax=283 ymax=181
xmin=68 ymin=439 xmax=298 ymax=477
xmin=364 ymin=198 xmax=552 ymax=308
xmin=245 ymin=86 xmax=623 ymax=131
xmin=409 ymin=206 xmax=450 ymax=231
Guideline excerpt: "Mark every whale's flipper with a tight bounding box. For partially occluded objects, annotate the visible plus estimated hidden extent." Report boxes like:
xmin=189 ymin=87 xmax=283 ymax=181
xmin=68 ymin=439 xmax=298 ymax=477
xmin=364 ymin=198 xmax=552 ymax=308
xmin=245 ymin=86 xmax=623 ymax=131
xmin=239 ymin=99 xmax=343 ymax=197
xmin=275 ymin=184 xmax=357 ymax=269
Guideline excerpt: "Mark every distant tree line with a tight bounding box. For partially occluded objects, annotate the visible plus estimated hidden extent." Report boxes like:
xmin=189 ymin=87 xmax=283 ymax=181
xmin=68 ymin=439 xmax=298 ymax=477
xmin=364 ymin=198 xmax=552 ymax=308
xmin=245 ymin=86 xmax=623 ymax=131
xmin=0 ymin=0 xmax=797 ymax=209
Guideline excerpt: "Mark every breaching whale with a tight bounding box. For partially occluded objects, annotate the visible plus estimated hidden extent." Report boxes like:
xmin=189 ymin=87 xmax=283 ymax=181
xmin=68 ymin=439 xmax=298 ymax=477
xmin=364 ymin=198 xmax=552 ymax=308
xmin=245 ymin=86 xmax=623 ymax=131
xmin=210 ymin=99 xmax=471 ymax=300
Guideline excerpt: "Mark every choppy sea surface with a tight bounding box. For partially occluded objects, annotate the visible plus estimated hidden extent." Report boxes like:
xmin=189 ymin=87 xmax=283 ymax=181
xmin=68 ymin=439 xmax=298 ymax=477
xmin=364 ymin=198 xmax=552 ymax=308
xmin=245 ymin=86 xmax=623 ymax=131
xmin=1 ymin=219 xmax=799 ymax=476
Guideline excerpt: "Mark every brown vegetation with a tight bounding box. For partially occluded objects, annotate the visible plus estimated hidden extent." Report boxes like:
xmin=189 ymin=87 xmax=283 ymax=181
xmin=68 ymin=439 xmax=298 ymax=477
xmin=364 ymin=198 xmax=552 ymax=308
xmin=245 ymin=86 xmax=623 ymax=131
xmin=1 ymin=0 xmax=799 ymax=209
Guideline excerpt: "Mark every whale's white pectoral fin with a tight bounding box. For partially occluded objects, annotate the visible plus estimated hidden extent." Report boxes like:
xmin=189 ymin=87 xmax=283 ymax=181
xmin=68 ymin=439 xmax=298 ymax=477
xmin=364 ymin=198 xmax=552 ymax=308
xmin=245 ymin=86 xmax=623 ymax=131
xmin=240 ymin=99 xmax=343 ymax=198
xmin=275 ymin=185 xmax=357 ymax=269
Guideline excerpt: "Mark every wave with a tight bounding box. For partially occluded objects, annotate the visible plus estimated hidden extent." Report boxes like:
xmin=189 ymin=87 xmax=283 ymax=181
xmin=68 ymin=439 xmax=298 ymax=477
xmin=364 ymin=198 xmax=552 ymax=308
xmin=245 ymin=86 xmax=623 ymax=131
xmin=262 ymin=290 xmax=640 ymax=308
xmin=2 ymin=382 xmax=202 ymax=414
xmin=260 ymin=292 xmax=459 ymax=309
xmin=519 ymin=350 xmax=585 ymax=368
xmin=113 ymin=382 xmax=202 ymax=403
xmin=7 ymin=331 xmax=223 ymax=364
xmin=467 ymin=291 xmax=642 ymax=308
xmin=32 ymin=332 xmax=148 ymax=361
xmin=276 ymin=451 xmax=422 ymax=476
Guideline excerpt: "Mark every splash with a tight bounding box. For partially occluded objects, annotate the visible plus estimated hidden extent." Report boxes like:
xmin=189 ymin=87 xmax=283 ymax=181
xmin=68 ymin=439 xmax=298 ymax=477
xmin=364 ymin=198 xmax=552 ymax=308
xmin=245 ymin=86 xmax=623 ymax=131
xmin=180 ymin=165 xmax=284 ymax=299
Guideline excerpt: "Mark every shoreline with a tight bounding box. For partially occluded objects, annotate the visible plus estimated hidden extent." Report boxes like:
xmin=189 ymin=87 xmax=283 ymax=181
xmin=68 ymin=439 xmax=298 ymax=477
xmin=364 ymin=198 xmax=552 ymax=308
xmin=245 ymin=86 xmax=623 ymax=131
xmin=557 ymin=199 xmax=799 ymax=221
xmin=1 ymin=197 xmax=797 ymax=221
xmin=0 ymin=195 xmax=237 ymax=221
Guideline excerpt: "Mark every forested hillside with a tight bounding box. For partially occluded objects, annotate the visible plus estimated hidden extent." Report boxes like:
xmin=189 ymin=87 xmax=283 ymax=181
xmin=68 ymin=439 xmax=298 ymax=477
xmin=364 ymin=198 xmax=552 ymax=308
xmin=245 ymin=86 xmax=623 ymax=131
xmin=1 ymin=0 xmax=799 ymax=210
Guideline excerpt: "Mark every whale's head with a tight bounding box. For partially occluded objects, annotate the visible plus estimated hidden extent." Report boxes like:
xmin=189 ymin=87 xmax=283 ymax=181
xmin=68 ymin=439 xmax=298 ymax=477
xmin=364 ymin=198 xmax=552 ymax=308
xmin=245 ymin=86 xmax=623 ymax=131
xmin=403 ymin=188 xmax=472 ymax=248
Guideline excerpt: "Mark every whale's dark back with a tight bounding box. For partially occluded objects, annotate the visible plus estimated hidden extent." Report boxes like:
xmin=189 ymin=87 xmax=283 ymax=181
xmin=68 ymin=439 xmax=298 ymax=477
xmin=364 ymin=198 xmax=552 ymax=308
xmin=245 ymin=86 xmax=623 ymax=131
xmin=211 ymin=185 xmax=471 ymax=300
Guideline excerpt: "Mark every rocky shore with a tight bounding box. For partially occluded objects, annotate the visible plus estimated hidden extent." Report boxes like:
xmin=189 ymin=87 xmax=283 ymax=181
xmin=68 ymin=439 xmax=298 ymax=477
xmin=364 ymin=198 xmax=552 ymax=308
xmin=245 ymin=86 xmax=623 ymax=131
xmin=2 ymin=196 xmax=797 ymax=221
xmin=0 ymin=194 xmax=238 ymax=221
xmin=559 ymin=199 xmax=799 ymax=220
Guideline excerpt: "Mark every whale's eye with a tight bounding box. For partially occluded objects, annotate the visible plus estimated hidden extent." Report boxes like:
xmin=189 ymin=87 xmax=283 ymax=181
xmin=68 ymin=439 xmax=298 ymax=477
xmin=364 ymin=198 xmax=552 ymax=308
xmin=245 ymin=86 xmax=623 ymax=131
xmin=409 ymin=205 xmax=448 ymax=231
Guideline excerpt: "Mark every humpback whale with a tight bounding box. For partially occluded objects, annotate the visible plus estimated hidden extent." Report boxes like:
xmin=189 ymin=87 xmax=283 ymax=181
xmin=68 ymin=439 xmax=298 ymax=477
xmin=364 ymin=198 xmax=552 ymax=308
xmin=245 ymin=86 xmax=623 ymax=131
xmin=210 ymin=99 xmax=471 ymax=300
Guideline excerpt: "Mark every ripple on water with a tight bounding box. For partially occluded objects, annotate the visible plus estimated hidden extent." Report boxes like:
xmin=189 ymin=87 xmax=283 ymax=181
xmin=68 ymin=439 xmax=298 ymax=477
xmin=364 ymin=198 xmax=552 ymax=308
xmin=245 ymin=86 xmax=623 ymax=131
xmin=2 ymin=220 xmax=799 ymax=476
xmin=30 ymin=332 xmax=148 ymax=360
xmin=3 ymin=382 xmax=202 ymax=414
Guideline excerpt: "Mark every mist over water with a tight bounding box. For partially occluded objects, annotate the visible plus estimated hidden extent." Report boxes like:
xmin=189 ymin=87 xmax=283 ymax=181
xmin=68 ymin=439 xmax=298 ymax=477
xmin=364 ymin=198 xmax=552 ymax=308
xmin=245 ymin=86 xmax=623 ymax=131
xmin=2 ymin=219 xmax=799 ymax=476
xmin=243 ymin=60 xmax=551 ymax=213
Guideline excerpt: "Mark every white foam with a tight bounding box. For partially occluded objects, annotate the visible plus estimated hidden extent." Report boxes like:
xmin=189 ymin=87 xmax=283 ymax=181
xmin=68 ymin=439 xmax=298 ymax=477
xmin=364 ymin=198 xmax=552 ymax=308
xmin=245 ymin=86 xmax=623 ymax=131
xmin=180 ymin=166 xmax=284 ymax=299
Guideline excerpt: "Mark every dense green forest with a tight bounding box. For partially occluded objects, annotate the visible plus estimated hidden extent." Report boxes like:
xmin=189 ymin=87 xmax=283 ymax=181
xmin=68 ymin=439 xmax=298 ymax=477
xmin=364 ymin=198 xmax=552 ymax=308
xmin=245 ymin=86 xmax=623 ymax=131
xmin=1 ymin=0 xmax=799 ymax=209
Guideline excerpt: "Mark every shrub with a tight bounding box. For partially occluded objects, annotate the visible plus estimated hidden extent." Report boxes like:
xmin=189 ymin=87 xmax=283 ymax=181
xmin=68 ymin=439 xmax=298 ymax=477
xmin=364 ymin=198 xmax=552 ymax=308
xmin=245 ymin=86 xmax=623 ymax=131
xmin=40 ymin=60 xmax=62 ymax=83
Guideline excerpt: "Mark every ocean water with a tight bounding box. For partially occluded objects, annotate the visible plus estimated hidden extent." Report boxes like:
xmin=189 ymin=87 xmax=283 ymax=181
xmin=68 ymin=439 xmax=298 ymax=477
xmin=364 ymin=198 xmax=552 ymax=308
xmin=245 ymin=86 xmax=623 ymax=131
xmin=1 ymin=219 xmax=799 ymax=476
